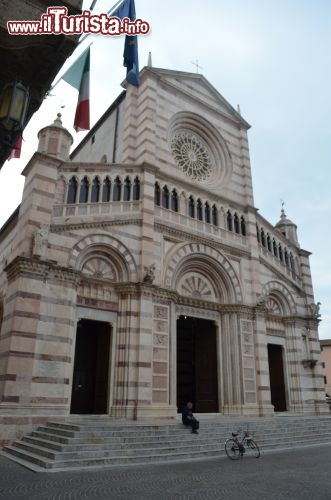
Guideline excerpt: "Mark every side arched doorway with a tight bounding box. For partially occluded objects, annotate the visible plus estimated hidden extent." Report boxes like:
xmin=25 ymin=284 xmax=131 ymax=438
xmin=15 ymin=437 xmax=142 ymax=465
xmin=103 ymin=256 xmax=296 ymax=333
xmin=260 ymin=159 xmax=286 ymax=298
xmin=267 ymin=343 xmax=287 ymax=412
xmin=70 ymin=319 xmax=111 ymax=414
xmin=177 ymin=316 xmax=218 ymax=413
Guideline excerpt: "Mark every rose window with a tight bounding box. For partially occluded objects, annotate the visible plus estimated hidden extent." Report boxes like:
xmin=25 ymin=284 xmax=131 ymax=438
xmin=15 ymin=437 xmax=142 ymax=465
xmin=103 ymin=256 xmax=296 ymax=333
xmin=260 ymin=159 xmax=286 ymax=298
xmin=170 ymin=131 xmax=213 ymax=181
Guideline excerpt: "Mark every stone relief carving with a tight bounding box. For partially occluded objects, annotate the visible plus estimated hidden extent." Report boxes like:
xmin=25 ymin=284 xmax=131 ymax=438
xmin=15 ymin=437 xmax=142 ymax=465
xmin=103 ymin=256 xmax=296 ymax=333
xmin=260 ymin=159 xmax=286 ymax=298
xmin=178 ymin=273 xmax=216 ymax=302
xmin=81 ymin=257 xmax=116 ymax=281
xmin=143 ymin=264 xmax=156 ymax=284
xmin=256 ymin=293 xmax=268 ymax=307
xmin=154 ymin=305 xmax=168 ymax=320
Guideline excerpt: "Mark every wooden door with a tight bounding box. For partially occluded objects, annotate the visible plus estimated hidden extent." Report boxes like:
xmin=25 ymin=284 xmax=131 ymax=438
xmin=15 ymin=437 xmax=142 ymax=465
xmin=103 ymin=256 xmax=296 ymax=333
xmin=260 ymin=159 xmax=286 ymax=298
xmin=195 ymin=321 xmax=218 ymax=412
xmin=268 ymin=344 xmax=287 ymax=412
xmin=177 ymin=317 xmax=218 ymax=413
xmin=71 ymin=320 xmax=110 ymax=414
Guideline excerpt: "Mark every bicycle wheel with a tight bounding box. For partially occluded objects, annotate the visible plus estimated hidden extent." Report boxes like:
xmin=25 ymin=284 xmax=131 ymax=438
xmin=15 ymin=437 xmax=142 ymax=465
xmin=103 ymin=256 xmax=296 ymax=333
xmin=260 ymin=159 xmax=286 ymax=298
xmin=246 ymin=439 xmax=260 ymax=458
xmin=225 ymin=438 xmax=241 ymax=460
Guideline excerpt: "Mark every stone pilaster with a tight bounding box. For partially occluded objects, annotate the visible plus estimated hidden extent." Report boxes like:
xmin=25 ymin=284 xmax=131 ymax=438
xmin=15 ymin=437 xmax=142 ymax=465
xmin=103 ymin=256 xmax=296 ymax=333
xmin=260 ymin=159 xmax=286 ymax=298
xmin=0 ymin=257 xmax=79 ymax=414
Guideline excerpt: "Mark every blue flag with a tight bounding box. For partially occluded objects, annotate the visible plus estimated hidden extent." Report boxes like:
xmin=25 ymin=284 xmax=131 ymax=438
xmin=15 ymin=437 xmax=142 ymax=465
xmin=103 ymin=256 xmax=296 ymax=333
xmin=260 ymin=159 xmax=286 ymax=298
xmin=123 ymin=0 xmax=140 ymax=86
xmin=110 ymin=0 xmax=130 ymax=19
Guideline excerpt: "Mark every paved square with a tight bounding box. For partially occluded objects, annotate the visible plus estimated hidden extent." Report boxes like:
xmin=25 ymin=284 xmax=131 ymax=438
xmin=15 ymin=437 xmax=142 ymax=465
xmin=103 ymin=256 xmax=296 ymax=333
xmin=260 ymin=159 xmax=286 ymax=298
xmin=0 ymin=444 xmax=330 ymax=499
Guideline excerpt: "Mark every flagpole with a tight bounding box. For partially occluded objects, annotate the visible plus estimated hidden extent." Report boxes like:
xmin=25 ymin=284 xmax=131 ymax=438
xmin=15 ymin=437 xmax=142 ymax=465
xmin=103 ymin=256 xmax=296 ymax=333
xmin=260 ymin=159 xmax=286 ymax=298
xmin=79 ymin=0 xmax=125 ymax=44
xmin=50 ymin=42 xmax=93 ymax=91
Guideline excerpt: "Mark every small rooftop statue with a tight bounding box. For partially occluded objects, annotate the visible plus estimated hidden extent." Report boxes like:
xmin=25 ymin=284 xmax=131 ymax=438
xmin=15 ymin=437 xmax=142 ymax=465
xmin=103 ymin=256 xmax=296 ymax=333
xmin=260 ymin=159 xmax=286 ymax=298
xmin=310 ymin=302 xmax=321 ymax=319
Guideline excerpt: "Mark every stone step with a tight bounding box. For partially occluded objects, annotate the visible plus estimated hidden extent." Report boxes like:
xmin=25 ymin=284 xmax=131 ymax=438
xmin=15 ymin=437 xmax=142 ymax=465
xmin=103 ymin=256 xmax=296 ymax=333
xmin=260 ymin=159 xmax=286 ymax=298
xmin=2 ymin=415 xmax=331 ymax=472
xmin=42 ymin=421 xmax=331 ymax=439
xmin=3 ymin=445 xmax=226 ymax=470
xmin=11 ymin=439 xmax=224 ymax=461
xmin=25 ymin=427 xmax=331 ymax=454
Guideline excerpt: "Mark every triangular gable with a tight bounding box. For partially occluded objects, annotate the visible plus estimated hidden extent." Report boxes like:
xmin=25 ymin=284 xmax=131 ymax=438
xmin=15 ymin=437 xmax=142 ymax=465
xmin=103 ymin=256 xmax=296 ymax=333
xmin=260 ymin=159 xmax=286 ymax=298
xmin=137 ymin=67 xmax=250 ymax=130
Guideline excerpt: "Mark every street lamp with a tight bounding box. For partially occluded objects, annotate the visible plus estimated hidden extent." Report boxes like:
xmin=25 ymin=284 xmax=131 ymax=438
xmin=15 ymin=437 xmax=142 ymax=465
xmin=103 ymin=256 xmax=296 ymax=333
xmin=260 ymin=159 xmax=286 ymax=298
xmin=0 ymin=81 xmax=29 ymax=146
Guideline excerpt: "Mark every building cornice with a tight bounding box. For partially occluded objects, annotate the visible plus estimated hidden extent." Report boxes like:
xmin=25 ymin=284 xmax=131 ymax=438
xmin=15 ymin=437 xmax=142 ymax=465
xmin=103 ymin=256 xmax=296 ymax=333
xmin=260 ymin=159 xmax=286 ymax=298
xmin=50 ymin=218 xmax=143 ymax=233
xmin=4 ymin=256 xmax=80 ymax=285
xmin=155 ymin=222 xmax=250 ymax=258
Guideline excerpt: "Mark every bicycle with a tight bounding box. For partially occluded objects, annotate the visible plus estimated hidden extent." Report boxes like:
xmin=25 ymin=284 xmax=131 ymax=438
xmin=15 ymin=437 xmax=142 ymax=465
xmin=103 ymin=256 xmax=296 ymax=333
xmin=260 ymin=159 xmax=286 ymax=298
xmin=225 ymin=428 xmax=260 ymax=459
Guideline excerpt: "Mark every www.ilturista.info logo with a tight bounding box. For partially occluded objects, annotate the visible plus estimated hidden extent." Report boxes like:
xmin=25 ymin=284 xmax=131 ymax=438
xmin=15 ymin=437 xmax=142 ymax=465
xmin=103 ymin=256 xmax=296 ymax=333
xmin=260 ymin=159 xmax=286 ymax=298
xmin=7 ymin=7 xmax=150 ymax=36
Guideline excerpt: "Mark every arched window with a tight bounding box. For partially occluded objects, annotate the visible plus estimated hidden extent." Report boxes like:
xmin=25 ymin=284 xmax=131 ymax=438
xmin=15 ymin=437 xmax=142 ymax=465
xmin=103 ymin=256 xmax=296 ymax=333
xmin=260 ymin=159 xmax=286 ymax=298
xmin=162 ymin=186 xmax=169 ymax=209
xmin=0 ymin=299 xmax=3 ymax=336
xmin=284 ymin=249 xmax=289 ymax=267
xmin=188 ymin=196 xmax=195 ymax=218
xmin=212 ymin=204 xmax=218 ymax=226
xmin=91 ymin=177 xmax=100 ymax=203
xmin=154 ymin=182 xmax=161 ymax=205
xmin=197 ymin=199 xmax=203 ymax=221
xmin=79 ymin=176 xmax=89 ymax=203
xmin=227 ymin=210 xmax=233 ymax=231
xmin=261 ymin=229 xmax=266 ymax=247
xmin=67 ymin=176 xmax=78 ymax=204
xmin=290 ymin=253 xmax=295 ymax=271
xmin=171 ymin=189 xmax=178 ymax=212
xmin=113 ymin=176 xmax=122 ymax=201
xmin=102 ymin=177 xmax=111 ymax=202
xmin=123 ymin=176 xmax=131 ymax=201
xmin=267 ymin=234 xmax=272 ymax=252
xmin=204 ymin=202 xmax=211 ymax=223
xmin=234 ymin=213 xmax=240 ymax=233
xmin=256 ymin=224 xmax=260 ymax=242
xmin=240 ymin=216 xmax=246 ymax=236
xmin=273 ymin=238 xmax=277 ymax=256
xmin=133 ymin=177 xmax=140 ymax=200
xmin=278 ymin=244 xmax=283 ymax=262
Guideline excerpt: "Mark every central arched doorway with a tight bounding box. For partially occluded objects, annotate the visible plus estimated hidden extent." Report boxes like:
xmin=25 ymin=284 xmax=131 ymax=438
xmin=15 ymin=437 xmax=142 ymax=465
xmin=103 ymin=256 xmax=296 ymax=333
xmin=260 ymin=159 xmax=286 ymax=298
xmin=177 ymin=316 xmax=218 ymax=413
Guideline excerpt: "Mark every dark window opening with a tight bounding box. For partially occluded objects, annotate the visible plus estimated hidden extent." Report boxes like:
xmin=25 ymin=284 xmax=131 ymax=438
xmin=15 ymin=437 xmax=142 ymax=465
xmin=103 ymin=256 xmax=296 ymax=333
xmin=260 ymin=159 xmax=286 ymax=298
xmin=123 ymin=176 xmax=131 ymax=201
xmin=113 ymin=176 xmax=122 ymax=201
xmin=79 ymin=177 xmax=89 ymax=203
xmin=162 ymin=186 xmax=170 ymax=209
xmin=91 ymin=177 xmax=100 ymax=203
xmin=227 ymin=210 xmax=233 ymax=231
xmin=67 ymin=177 xmax=78 ymax=204
xmin=133 ymin=177 xmax=140 ymax=200
xmin=197 ymin=199 xmax=203 ymax=221
xmin=188 ymin=196 xmax=195 ymax=218
xmin=240 ymin=216 xmax=246 ymax=236
xmin=102 ymin=177 xmax=111 ymax=202
xmin=205 ymin=202 xmax=211 ymax=224
xmin=212 ymin=205 xmax=218 ymax=226
xmin=154 ymin=183 xmax=161 ymax=206
xmin=234 ymin=213 xmax=240 ymax=233
xmin=171 ymin=189 xmax=178 ymax=212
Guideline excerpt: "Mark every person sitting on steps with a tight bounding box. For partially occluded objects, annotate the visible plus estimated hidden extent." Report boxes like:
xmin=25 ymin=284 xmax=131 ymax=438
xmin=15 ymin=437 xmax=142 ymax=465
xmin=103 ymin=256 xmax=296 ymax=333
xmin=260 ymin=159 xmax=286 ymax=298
xmin=182 ymin=401 xmax=199 ymax=434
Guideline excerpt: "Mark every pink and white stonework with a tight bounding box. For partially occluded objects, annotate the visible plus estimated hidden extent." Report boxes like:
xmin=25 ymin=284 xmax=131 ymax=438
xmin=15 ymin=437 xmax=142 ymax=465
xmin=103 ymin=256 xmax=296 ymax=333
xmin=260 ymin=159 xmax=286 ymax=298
xmin=0 ymin=68 xmax=327 ymax=444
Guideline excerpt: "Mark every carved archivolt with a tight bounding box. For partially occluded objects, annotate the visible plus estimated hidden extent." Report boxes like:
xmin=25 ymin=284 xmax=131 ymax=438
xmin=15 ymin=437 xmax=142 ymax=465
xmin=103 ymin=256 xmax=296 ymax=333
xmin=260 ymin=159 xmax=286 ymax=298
xmin=68 ymin=233 xmax=137 ymax=282
xmin=163 ymin=242 xmax=242 ymax=303
xmin=262 ymin=280 xmax=297 ymax=315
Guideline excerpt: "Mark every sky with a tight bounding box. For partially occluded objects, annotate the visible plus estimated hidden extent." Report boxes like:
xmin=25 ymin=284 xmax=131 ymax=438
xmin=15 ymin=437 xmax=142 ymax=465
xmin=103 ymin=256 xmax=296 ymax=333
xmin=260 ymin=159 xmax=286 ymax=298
xmin=0 ymin=0 xmax=330 ymax=338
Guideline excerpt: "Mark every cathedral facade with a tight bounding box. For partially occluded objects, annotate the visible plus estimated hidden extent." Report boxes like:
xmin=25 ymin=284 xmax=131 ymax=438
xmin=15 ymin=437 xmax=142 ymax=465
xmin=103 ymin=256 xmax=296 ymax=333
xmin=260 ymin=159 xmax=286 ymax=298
xmin=0 ymin=68 xmax=326 ymax=443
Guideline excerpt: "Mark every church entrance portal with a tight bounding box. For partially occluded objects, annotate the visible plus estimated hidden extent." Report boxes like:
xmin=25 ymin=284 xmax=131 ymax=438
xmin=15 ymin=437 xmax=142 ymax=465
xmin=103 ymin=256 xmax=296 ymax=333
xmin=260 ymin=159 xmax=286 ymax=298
xmin=268 ymin=344 xmax=287 ymax=412
xmin=70 ymin=319 xmax=111 ymax=414
xmin=177 ymin=316 xmax=218 ymax=413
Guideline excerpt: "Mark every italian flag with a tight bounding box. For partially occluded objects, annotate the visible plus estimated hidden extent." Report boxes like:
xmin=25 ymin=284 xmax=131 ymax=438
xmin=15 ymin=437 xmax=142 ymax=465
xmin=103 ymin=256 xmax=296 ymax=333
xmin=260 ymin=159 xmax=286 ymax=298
xmin=61 ymin=47 xmax=90 ymax=132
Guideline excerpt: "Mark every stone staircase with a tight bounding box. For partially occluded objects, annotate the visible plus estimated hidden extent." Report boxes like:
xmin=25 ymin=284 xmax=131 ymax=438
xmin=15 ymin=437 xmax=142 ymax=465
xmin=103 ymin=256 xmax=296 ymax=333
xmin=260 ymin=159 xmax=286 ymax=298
xmin=1 ymin=415 xmax=331 ymax=472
